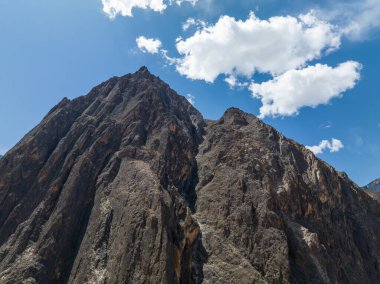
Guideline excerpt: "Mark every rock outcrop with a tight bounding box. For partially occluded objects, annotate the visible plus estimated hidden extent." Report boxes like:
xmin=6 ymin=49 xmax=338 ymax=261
xmin=0 ymin=67 xmax=380 ymax=283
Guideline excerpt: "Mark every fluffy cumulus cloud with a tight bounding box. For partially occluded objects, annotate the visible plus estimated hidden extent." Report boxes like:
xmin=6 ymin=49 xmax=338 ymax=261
xmin=130 ymin=8 xmax=363 ymax=119
xmin=102 ymin=0 xmax=197 ymax=18
xmin=175 ymin=12 xmax=341 ymax=82
xmin=136 ymin=36 xmax=162 ymax=53
xmin=250 ymin=61 xmax=361 ymax=118
xmin=306 ymin=138 xmax=344 ymax=155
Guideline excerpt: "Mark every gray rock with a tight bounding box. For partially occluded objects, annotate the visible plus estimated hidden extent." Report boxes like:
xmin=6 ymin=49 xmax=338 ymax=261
xmin=0 ymin=67 xmax=380 ymax=283
xmin=364 ymin=178 xmax=380 ymax=192
xmin=363 ymin=179 xmax=380 ymax=203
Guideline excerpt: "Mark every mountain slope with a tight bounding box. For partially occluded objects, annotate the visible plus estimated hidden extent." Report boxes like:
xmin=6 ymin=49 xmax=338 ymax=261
xmin=0 ymin=67 xmax=204 ymax=283
xmin=364 ymin=178 xmax=380 ymax=192
xmin=0 ymin=67 xmax=380 ymax=283
xmin=196 ymin=109 xmax=380 ymax=283
xmin=364 ymin=179 xmax=380 ymax=203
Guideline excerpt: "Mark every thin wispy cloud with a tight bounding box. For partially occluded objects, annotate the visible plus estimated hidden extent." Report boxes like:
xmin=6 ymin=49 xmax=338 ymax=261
xmin=102 ymin=0 xmax=198 ymax=18
xmin=320 ymin=121 xmax=332 ymax=129
xmin=225 ymin=75 xmax=249 ymax=89
xmin=172 ymin=0 xmax=198 ymax=6
xmin=316 ymin=0 xmax=380 ymax=40
xmin=182 ymin=18 xmax=207 ymax=31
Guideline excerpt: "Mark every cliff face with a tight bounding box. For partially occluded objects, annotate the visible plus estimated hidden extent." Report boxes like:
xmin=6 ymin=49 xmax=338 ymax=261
xmin=196 ymin=110 xmax=380 ymax=283
xmin=0 ymin=67 xmax=380 ymax=283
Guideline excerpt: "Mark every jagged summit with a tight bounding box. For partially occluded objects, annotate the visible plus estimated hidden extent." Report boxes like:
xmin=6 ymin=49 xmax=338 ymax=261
xmin=220 ymin=107 xmax=256 ymax=126
xmin=132 ymin=65 xmax=157 ymax=79
xmin=1 ymin=68 xmax=380 ymax=284
xmin=135 ymin=65 xmax=150 ymax=74
xmin=222 ymin=107 xmax=250 ymax=119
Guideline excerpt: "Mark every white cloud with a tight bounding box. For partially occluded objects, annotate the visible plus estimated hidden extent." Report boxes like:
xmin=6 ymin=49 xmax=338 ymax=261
xmin=130 ymin=9 xmax=362 ymax=120
xmin=175 ymin=12 xmax=341 ymax=82
xmin=182 ymin=18 xmax=207 ymax=31
xmin=250 ymin=61 xmax=361 ymax=118
xmin=185 ymin=93 xmax=195 ymax=105
xmin=320 ymin=121 xmax=332 ymax=129
xmin=102 ymin=0 xmax=167 ymax=18
xmin=171 ymin=0 xmax=198 ymax=6
xmin=102 ymin=0 xmax=197 ymax=18
xmin=344 ymin=0 xmax=380 ymax=40
xmin=136 ymin=36 xmax=162 ymax=54
xmin=183 ymin=18 xmax=196 ymax=31
xmin=318 ymin=0 xmax=380 ymax=40
xmin=306 ymin=138 xmax=344 ymax=155
xmin=224 ymin=75 xmax=248 ymax=89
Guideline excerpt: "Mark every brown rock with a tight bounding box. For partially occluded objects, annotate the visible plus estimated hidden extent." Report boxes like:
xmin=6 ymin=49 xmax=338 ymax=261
xmin=0 ymin=67 xmax=380 ymax=283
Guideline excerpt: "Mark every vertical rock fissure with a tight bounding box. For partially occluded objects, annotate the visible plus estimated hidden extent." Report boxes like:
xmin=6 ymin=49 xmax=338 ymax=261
xmin=175 ymin=132 xmax=208 ymax=284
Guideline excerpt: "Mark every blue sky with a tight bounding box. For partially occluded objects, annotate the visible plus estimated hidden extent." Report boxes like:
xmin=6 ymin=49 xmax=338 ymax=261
xmin=1 ymin=0 xmax=380 ymax=186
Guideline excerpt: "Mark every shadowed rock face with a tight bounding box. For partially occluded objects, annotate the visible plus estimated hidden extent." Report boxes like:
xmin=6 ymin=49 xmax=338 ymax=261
xmin=0 ymin=67 xmax=380 ymax=283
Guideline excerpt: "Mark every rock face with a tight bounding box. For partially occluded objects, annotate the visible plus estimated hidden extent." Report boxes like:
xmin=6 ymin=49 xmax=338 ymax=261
xmin=364 ymin=179 xmax=380 ymax=203
xmin=364 ymin=178 xmax=380 ymax=192
xmin=1 ymin=67 xmax=380 ymax=283
xmin=363 ymin=179 xmax=380 ymax=202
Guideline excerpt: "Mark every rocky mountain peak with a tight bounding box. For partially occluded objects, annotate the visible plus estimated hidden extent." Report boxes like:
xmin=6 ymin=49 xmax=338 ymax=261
xmin=132 ymin=65 xmax=158 ymax=80
xmin=219 ymin=107 xmax=251 ymax=126
xmin=1 ymin=67 xmax=380 ymax=284
xmin=136 ymin=65 xmax=150 ymax=74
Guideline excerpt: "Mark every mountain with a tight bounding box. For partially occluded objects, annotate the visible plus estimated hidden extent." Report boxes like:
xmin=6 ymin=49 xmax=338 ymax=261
xmin=364 ymin=178 xmax=380 ymax=192
xmin=1 ymin=67 xmax=380 ymax=284
xmin=364 ymin=179 xmax=380 ymax=203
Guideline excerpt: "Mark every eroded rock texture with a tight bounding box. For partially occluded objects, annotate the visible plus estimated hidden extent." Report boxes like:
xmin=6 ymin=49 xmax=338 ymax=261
xmin=0 ymin=67 xmax=380 ymax=283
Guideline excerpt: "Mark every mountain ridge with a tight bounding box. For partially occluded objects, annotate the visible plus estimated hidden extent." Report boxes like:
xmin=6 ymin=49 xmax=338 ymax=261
xmin=0 ymin=67 xmax=380 ymax=283
xmin=363 ymin=178 xmax=380 ymax=203
xmin=364 ymin=178 xmax=380 ymax=192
